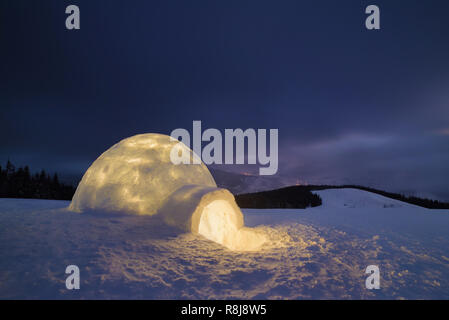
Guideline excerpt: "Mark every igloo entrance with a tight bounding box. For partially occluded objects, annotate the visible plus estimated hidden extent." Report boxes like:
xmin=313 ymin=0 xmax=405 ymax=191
xmin=197 ymin=200 xmax=267 ymax=251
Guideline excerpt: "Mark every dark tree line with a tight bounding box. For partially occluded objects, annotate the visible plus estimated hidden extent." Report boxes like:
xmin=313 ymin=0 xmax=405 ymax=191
xmin=236 ymin=187 xmax=322 ymax=209
xmin=2 ymin=159 xmax=448 ymax=209
xmin=0 ymin=160 xmax=76 ymax=200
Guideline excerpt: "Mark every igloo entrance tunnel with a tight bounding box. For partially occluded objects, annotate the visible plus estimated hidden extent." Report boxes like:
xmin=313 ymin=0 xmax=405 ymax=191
xmin=69 ymin=134 xmax=266 ymax=251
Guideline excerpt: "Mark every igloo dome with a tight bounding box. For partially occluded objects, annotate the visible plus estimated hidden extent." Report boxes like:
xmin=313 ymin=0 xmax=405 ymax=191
xmin=69 ymin=133 xmax=217 ymax=215
xmin=69 ymin=133 xmax=266 ymax=251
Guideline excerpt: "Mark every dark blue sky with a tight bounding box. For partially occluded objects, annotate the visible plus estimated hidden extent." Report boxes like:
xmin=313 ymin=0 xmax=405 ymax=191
xmin=1 ymin=0 xmax=449 ymax=200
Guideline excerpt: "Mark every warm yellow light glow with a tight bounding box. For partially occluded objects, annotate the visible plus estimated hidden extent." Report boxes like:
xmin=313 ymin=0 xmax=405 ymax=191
xmin=198 ymin=200 xmax=267 ymax=251
xmin=199 ymin=200 xmax=239 ymax=245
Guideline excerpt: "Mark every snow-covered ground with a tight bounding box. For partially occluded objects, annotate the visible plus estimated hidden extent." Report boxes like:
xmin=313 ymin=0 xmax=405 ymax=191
xmin=1 ymin=188 xmax=449 ymax=299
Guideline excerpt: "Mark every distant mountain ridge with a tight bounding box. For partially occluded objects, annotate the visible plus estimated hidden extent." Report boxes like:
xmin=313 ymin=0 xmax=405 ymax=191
xmin=210 ymin=168 xmax=294 ymax=195
xmin=3 ymin=162 xmax=448 ymax=209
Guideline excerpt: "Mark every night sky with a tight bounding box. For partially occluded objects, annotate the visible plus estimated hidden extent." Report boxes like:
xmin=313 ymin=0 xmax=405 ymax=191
xmin=1 ymin=1 xmax=449 ymax=200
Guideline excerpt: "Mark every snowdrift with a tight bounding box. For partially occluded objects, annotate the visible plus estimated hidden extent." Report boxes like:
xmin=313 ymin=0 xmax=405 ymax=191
xmin=3 ymin=188 xmax=449 ymax=299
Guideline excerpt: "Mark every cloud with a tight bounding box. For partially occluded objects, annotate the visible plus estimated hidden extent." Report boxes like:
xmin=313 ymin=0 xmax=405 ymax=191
xmin=435 ymin=128 xmax=449 ymax=136
xmin=278 ymin=133 xmax=449 ymax=201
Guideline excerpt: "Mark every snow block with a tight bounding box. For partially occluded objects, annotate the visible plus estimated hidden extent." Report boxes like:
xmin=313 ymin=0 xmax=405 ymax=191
xmin=158 ymin=184 xmax=266 ymax=251
xmin=157 ymin=185 xmax=244 ymax=233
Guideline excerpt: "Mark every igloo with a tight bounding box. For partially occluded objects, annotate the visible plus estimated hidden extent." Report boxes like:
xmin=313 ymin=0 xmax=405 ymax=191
xmin=69 ymin=133 xmax=266 ymax=251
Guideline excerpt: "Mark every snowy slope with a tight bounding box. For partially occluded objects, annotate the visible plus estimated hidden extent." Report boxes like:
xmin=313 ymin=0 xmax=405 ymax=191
xmin=1 ymin=189 xmax=449 ymax=299
xmin=313 ymin=188 xmax=420 ymax=209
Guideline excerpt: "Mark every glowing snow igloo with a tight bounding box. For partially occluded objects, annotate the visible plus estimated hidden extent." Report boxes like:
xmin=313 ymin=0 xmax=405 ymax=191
xmin=69 ymin=133 xmax=266 ymax=251
xmin=69 ymin=134 xmax=216 ymax=215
